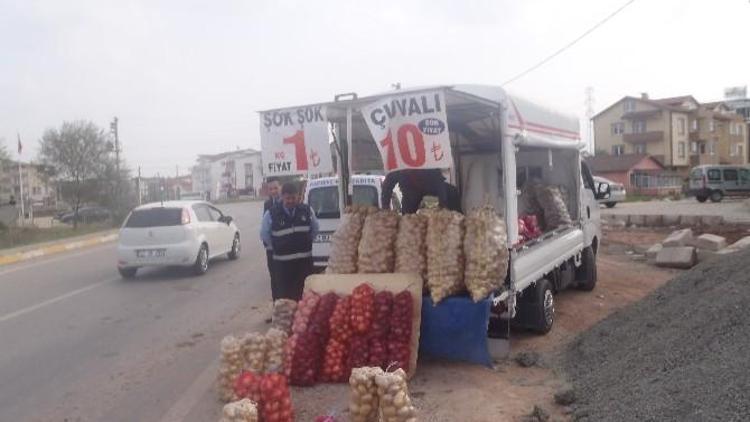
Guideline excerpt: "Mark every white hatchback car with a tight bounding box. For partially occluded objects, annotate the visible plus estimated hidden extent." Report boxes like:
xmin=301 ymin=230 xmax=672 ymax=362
xmin=117 ymin=201 xmax=240 ymax=278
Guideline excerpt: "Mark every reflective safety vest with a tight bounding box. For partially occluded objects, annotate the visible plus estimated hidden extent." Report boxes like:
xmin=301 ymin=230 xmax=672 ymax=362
xmin=270 ymin=203 xmax=313 ymax=262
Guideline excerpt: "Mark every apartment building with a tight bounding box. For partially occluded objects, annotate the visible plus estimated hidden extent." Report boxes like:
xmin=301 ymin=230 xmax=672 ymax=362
xmin=593 ymin=94 xmax=748 ymax=173
xmin=0 ymin=160 xmax=54 ymax=206
xmin=191 ymin=148 xmax=263 ymax=200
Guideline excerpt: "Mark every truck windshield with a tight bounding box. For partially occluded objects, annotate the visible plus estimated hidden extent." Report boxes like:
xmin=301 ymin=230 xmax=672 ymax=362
xmin=125 ymin=208 xmax=183 ymax=228
xmin=308 ymin=186 xmax=379 ymax=219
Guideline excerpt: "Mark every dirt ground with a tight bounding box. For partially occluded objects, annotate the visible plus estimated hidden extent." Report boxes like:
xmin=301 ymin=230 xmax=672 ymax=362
xmin=289 ymin=228 xmax=687 ymax=422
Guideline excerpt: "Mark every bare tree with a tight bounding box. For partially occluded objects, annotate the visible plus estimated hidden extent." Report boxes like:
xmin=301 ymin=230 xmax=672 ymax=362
xmin=38 ymin=121 xmax=112 ymax=229
xmin=0 ymin=138 xmax=9 ymax=163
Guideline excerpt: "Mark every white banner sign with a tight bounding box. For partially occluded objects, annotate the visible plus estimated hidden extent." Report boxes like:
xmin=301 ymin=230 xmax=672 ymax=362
xmin=260 ymin=105 xmax=333 ymax=176
xmin=362 ymin=90 xmax=452 ymax=172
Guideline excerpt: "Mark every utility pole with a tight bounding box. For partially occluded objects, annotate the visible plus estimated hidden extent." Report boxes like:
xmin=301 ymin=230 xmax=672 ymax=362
xmin=584 ymin=87 xmax=595 ymax=154
xmin=137 ymin=166 xmax=142 ymax=205
xmin=110 ymin=117 xmax=120 ymax=176
xmin=110 ymin=117 xmax=121 ymax=207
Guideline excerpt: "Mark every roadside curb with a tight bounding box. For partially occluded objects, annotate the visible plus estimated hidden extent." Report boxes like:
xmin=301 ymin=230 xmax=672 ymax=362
xmin=602 ymin=213 xmax=750 ymax=227
xmin=0 ymin=231 xmax=119 ymax=267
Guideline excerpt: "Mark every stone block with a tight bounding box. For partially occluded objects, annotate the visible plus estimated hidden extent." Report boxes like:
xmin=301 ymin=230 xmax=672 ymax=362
xmin=727 ymin=236 xmax=750 ymax=251
xmin=628 ymin=214 xmax=646 ymax=226
xmin=700 ymin=215 xmax=724 ymax=226
xmin=692 ymin=233 xmax=727 ymax=251
xmin=646 ymin=243 xmax=663 ymax=261
xmin=697 ymin=249 xmax=719 ymax=263
xmin=655 ymin=246 xmax=697 ymax=269
xmin=662 ymin=214 xmax=681 ymax=226
xmin=663 ymin=228 xmax=694 ymax=247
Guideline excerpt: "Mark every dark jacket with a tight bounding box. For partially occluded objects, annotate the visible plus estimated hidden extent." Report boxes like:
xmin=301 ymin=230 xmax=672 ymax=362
xmin=381 ymin=169 xmax=449 ymax=213
xmin=269 ymin=203 xmax=313 ymax=262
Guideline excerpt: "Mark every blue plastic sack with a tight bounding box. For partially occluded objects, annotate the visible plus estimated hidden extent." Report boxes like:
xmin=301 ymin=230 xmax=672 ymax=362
xmin=419 ymin=295 xmax=492 ymax=366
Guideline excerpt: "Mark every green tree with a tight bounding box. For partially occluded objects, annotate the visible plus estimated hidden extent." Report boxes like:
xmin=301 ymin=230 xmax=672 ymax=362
xmin=38 ymin=121 xmax=114 ymax=229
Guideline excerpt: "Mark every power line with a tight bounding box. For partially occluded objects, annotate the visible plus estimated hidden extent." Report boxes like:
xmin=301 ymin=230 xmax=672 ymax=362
xmin=502 ymin=0 xmax=637 ymax=86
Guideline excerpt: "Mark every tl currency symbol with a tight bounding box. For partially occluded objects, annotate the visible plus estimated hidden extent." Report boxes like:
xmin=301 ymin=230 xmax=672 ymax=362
xmin=310 ymin=149 xmax=321 ymax=167
xmin=431 ymin=142 xmax=444 ymax=161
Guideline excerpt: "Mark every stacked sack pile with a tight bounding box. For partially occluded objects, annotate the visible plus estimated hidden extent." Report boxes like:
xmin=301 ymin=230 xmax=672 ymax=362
xmin=464 ymin=205 xmax=509 ymax=301
xmin=357 ymin=210 xmax=400 ymax=273
xmin=326 ymin=205 xmax=376 ymax=274
xmin=394 ymin=214 xmax=428 ymax=281
xmin=424 ymin=209 xmax=465 ymax=303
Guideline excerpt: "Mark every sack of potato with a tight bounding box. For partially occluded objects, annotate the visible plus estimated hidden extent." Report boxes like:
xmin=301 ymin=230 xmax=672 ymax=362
xmin=537 ymin=185 xmax=572 ymax=230
xmin=264 ymin=328 xmax=287 ymax=374
xmin=326 ymin=208 xmax=367 ymax=274
xmin=241 ymin=332 xmax=267 ymax=374
xmin=349 ymin=366 xmax=383 ymax=422
xmin=218 ymin=335 xmax=244 ymax=402
xmin=394 ymin=214 xmax=427 ymax=279
xmin=357 ymin=210 xmax=400 ymax=274
xmin=375 ymin=368 xmax=418 ymax=422
xmin=270 ymin=299 xmax=297 ymax=335
xmin=220 ymin=398 xmax=259 ymax=422
xmin=425 ymin=209 xmax=465 ymax=304
xmin=464 ymin=205 xmax=510 ymax=302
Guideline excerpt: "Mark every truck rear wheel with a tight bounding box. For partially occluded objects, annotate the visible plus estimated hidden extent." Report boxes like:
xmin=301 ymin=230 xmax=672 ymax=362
xmin=532 ymin=279 xmax=555 ymax=334
xmin=576 ymin=246 xmax=597 ymax=291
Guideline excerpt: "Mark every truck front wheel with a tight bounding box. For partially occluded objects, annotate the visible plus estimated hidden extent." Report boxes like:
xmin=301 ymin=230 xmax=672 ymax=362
xmin=576 ymin=246 xmax=597 ymax=291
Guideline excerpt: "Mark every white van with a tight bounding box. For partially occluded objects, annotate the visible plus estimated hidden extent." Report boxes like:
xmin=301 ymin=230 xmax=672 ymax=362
xmin=304 ymin=175 xmax=401 ymax=271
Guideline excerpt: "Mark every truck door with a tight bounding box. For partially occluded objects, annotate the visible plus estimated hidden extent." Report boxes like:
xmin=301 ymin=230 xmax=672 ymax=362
xmin=580 ymin=162 xmax=601 ymax=250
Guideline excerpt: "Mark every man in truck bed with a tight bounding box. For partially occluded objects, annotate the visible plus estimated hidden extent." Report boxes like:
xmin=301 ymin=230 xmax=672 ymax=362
xmin=381 ymin=168 xmax=461 ymax=214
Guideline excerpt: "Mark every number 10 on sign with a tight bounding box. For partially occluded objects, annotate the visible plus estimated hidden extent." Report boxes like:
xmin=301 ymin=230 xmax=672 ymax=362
xmin=379 ymin=124 xmax=428 ymax=170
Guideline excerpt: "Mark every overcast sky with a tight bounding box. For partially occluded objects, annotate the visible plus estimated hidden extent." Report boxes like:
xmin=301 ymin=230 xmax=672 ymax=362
xmin=1 ymin=0 xmax=748 ymax=176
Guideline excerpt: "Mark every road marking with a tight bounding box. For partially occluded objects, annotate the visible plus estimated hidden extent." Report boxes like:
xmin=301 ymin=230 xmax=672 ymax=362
xmin=158 ymin=358 xmax=219 ymax=422
xmin=0 ymin=278 xmax=117 ymax=323
xmin=0 ymin=244 xmax=115 ymax=277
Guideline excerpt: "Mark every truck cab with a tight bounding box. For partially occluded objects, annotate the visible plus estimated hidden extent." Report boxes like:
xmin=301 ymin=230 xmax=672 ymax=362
xmin=304 ymin=175 xmax=401 ymax=271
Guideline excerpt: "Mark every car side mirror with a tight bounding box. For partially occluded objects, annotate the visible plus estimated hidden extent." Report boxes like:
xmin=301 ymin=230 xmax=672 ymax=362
xmin=595 ymin=182 xmax=611 ymax=200
xmin=220 ymin=215 xmax=233 ymax=225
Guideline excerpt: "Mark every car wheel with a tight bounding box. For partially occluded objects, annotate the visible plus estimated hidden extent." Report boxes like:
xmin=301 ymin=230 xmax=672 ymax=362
xmin=532 ymin=279 xmax=555 ymax=334
xmin=193 ymin=244 xmax=209 ymax=275
xmin=696 ymin=195 xmax=708 ymax=203
xmin=118 ymin=267 xmax=137 ymax=279
xmin=605 ymin=202 xmax=617 ymax=208
xmin=228 ymin=234 xmax=241 ymax=260
xmin=709 ymin=191 xmax=723 ymax=203
xmin=575 ymin=246 xmax=597 ymax=291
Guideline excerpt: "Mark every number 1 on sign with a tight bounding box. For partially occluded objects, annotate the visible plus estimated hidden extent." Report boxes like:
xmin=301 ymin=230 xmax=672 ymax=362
xmin=283 ymin=130 xmax=308 ymax=171
xmin=379 ymin=124 xmax=426 ymax=170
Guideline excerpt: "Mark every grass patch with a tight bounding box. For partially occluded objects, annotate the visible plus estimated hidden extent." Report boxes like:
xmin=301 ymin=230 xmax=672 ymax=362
xmin=0 ymin=223 xmax=113 ymax=250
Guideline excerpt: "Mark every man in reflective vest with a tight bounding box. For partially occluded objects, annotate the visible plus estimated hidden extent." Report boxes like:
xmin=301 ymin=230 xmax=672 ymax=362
xmin=262 ymin=178 xmax=281 ymax=301
xmin=260 ymin=182 xmax=319 ymax=301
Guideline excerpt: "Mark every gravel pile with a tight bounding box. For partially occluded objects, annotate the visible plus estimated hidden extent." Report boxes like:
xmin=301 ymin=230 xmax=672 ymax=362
xmin=563 ymin=249 xmax=750 ymax=422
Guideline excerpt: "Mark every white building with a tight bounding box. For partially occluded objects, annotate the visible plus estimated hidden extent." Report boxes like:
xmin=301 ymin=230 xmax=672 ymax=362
xmin=191 ymin=149 xmax=263 ymax=200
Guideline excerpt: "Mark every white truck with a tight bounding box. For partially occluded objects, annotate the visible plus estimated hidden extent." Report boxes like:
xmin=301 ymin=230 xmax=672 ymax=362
xmin=262 ymin=84 xmax=607 ymax=334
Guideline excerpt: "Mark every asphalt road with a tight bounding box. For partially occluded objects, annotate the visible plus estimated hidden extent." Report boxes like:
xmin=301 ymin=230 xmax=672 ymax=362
xmin=0 ymin=201 xmax=271 ymax=422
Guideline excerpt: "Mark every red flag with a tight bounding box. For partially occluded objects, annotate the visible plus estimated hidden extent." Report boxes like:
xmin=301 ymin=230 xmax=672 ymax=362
xmin=17 ymin=132 xmax=22 ymax=155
